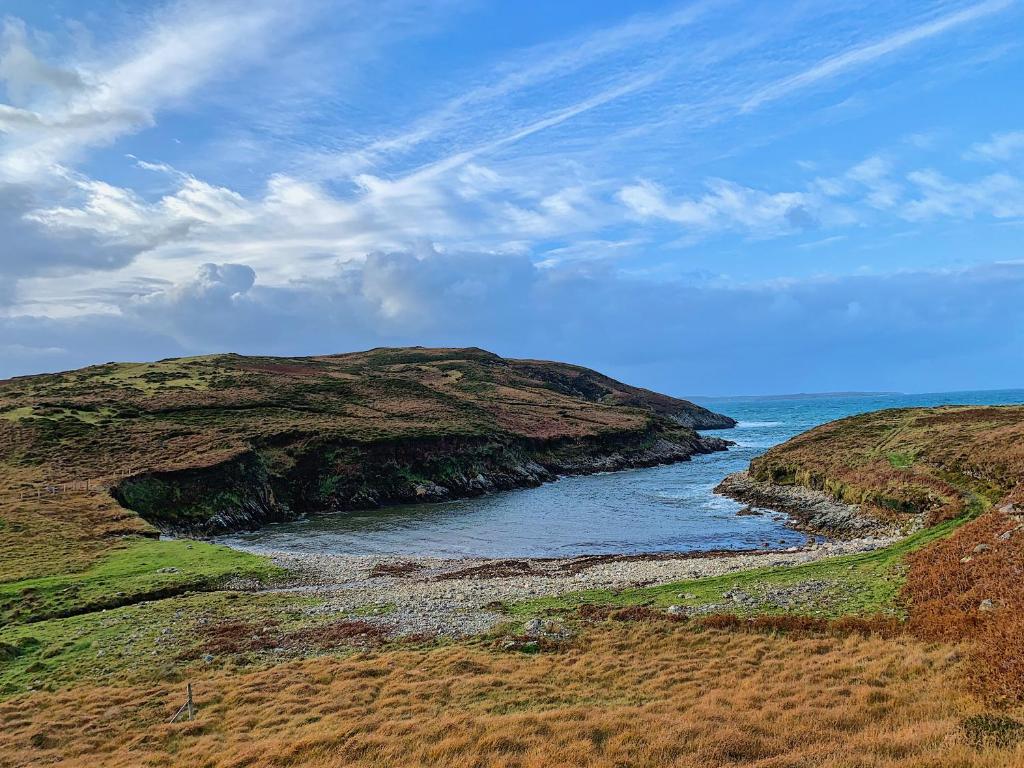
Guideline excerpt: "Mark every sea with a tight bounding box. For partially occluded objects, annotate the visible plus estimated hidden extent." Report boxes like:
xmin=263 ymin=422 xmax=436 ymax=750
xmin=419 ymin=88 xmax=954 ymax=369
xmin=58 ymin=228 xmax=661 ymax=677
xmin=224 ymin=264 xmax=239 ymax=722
xmin=218 ymin=389 xmax=1024 ymax=559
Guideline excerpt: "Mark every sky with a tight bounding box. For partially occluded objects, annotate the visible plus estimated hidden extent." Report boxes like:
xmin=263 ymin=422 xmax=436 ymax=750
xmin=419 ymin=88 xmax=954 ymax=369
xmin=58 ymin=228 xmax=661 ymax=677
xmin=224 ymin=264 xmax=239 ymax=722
xmin=0 ymin=0 xmax=1023 ymax=396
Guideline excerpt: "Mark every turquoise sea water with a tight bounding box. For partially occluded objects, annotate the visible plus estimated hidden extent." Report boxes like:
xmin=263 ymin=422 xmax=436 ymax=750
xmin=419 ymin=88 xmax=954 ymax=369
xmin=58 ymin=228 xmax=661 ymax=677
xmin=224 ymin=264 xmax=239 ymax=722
xmin=219 ymin=389 xmax=1024 ymax=558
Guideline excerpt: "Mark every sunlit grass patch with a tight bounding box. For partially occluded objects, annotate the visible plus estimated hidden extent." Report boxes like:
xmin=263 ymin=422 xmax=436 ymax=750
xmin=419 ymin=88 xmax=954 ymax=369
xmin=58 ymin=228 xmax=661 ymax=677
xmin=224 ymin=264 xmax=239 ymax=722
xmin=509 ymin=510 xmax=976 ymax=620
xmin=0 ymin=538 xmax=281 ymax=625
xmin=888 ymin=450 xmax=916 ymax=469
xmin=0 ymin=407 xmax=34 ymax=422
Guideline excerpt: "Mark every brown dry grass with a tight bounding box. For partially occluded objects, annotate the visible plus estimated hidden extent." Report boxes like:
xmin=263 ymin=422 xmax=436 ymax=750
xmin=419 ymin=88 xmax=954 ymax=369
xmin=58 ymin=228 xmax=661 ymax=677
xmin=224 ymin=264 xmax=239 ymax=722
xmin=904 ymin=510 xmax=1024 ymax=703
xmin=1 ymin=622 xmax=1021 ymax=768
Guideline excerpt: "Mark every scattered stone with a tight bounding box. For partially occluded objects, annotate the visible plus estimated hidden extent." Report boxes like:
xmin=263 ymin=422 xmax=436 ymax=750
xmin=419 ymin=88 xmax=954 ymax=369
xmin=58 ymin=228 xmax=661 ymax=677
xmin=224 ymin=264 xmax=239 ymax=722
xmin=202 ymin=654 xmax=215 ymax=664
xmin=961 ymin=556 xmax=973 ymax=564
xmin=522 ymin=618 xmax=544 ymax=637
xmin=156 ymin=567 xmax=180 ymax=574
xmin=979 ymin=599 xmax=996 ymax=612
xmin=666 ymin=605 xmax=687 ymax=616
xmin=251 ymin=534 xmax=897 ymax=638
xmin=972 ymin=544 xmax=991 ymax=554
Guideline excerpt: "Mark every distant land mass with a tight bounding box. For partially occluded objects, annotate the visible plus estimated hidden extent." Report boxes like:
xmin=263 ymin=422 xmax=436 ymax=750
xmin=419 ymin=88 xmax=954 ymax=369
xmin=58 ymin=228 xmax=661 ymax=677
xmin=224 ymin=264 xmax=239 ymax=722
xmin=690 ymin=391 xmax=903 ymax=402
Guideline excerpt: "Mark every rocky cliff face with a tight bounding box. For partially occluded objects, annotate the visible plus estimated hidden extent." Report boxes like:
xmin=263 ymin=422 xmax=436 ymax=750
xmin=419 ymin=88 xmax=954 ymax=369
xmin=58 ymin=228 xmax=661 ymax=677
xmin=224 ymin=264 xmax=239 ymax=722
xmin=115 ymin=426 xmax=731 ymax=535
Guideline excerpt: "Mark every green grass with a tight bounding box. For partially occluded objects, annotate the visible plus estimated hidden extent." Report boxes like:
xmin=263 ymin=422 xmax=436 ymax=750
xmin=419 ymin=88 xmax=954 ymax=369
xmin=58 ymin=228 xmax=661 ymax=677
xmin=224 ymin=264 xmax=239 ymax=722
xmin=88 ymin=361 xmax=212 ymax=393
xmin=888 ymin=450 xmax=916 ymax=469
xmin=0 ymin=590 xmax=322 ymax=697
xmin=0 ymin=407 xmax=34 ymax=422
xmin=0 ymin=538 xmax=282 ymax=625
xmin=508 ymin=508 xmax=978 ymax=620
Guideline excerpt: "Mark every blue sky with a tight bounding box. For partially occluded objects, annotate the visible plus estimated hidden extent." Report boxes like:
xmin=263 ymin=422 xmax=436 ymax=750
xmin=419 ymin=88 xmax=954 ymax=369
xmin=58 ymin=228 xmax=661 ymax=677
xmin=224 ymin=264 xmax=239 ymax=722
xmin=1 ymin=0 xmax=1023 ymax=395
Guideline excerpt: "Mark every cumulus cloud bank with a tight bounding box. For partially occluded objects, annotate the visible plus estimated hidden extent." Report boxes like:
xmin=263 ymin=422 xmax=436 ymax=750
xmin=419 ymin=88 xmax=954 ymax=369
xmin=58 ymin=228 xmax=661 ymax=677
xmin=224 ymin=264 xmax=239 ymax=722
xmin=4 ymin=251 xmax=1022 ymax=396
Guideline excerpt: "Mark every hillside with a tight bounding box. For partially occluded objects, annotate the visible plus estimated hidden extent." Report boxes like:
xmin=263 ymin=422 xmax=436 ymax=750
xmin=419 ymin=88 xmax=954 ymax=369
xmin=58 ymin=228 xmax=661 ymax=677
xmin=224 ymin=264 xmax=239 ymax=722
xmin=0 ymin=347 xmax=733 ymax=546
xmin=720 ymin=405 xmax=1024 ymax=530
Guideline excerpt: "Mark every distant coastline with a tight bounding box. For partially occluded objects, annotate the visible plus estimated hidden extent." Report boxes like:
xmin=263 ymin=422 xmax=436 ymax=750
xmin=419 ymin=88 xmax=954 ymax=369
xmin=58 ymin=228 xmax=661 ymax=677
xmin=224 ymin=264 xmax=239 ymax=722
xmin=690 ymin=391 xmax=903 ymax=402
xmin=691 ymin=387 xmax=1024 ymax=403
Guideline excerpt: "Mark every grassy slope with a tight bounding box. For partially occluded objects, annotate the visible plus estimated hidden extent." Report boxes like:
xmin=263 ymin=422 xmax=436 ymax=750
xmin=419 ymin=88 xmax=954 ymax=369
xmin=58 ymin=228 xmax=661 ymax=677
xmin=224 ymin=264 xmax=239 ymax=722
xmin=0 ymin=539 xmax=281 ymax=625
xmin=747 ymin=405 xmax=1024 ymax=522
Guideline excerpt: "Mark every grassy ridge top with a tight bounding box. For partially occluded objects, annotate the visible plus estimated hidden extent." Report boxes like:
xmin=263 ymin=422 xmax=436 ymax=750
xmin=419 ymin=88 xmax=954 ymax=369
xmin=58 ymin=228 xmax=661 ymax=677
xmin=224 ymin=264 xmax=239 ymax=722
xmin=0 ymin=346 xmax=731 ymax=477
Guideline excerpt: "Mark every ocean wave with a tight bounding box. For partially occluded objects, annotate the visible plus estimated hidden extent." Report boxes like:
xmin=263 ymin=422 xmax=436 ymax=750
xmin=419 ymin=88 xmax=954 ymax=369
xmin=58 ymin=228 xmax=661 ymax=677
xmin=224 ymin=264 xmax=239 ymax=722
xmin=736 ymin=421 xmax=783 ymax=428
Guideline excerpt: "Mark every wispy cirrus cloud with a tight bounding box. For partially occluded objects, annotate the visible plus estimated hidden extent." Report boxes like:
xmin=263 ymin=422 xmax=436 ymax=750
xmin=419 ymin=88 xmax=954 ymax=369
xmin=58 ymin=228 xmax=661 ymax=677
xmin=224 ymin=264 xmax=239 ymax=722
xmin=740 ymin=0 xmax=1015 ymax=112
xmin=0 ymin=1 xmax=309 ymax=177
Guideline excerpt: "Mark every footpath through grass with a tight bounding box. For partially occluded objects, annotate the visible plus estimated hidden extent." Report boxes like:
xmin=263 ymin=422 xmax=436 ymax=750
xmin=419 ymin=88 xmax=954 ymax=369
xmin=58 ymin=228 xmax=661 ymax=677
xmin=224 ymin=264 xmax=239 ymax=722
xmin=509 ymin=506 xmax=980 ymax=620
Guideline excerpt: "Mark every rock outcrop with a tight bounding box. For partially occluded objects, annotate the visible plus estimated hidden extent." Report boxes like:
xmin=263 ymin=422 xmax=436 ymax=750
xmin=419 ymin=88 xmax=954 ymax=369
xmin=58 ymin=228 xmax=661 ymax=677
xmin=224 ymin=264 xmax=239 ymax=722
xmin=715 ymin=471 xmax=915 ymax=538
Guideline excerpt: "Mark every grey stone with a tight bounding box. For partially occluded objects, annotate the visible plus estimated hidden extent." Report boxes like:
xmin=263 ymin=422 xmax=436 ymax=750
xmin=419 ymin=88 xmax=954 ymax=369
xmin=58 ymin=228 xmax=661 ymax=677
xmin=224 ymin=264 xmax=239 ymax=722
xmin=523 ymin=618 xmax=544 ymax=637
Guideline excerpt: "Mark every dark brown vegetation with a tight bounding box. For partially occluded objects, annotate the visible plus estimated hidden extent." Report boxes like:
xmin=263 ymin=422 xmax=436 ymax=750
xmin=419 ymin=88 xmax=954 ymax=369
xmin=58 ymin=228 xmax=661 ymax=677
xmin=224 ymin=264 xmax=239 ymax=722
xmin=904 ymin=510 xmax=1024 ymax=703
xmin=182 ymin=618 xmax=390 ymax=658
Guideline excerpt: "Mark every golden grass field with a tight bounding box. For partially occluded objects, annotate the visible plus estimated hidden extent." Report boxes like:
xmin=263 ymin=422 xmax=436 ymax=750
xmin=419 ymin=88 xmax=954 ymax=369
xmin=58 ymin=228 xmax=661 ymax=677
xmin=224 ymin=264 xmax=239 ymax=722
xmin=2 ymin=620 xmax=1022 ymax=768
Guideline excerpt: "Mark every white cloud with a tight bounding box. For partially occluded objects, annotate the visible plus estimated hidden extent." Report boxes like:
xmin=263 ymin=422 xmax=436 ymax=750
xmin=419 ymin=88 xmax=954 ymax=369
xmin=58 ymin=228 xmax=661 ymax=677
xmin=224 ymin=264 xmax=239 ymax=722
xmin=0 ymin=1 xmax=305 ymax=178
xmin=618 ymin=178 xmax=819 ymax=236
xmin=966 ymin=130 xmax=1024 ymax=162
xmin=846 ymin=156 xmax=902 ymax=209
xmin=902 ymin=170 xmax=1024 ymax=220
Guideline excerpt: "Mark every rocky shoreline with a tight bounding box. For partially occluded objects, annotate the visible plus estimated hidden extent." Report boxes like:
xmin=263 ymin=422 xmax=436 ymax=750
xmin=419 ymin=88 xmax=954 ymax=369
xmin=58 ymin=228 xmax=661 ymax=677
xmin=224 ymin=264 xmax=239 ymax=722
xmin=222 ymin=465 xmax=917 ymax=638
xmin=237 ymin=533 xmax=899 ymax=638
xmin=714 ymin=470 xmax=920 ymax=538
